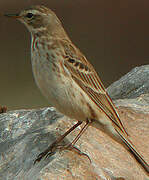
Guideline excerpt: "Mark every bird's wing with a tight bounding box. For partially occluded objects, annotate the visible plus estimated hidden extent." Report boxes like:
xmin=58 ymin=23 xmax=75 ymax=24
xmin=61 ymin=40 xmax=128 ymax=135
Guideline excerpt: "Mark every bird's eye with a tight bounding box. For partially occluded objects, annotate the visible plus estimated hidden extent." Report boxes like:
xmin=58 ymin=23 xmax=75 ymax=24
xmin=26 ymin=13 xmax=34 ymax=19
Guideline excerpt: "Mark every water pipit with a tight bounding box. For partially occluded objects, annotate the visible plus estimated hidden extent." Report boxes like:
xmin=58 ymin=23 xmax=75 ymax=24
xmin=5 ymin=5 xmax=149 ymax=174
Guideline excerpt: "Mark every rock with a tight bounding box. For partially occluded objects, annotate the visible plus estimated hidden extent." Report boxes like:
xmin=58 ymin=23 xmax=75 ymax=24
xmin=0 ymin=65 xmax=149 ymax=180
xmin=107 ymin=65 xmax=149 ymax=100
xmin=0 ymin=99 xmax=149 ymax=180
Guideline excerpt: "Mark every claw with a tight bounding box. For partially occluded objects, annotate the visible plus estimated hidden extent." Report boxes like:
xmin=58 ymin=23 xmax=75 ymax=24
xmin=34 ymin=144 xmax=57 ymax=164
xmin=34 ymin=152 xmax=45 ymax=164
xmin=68 ymin=145 xmax=91 ymax=163
xmin=57 ymin=144 xmax=92 ymax=163
xmin=45 ymin=151 xmax=55 ymax=159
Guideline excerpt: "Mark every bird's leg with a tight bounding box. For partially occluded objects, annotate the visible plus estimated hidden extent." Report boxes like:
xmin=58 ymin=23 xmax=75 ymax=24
xmin=66 ymin=119 xmax=92 ymax=147
xmin=34 ymin=121 xmax=82 ymax=164
xmin=58 ymin=119 xmax=93 ymax=162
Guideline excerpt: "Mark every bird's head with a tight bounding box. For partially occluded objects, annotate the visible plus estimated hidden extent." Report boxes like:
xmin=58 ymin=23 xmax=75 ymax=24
xmin=5 ymin=5 xmax=66 ymax=37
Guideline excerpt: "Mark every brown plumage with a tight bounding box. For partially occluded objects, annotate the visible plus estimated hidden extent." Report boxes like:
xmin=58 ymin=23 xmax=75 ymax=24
xmin=5 ymin=5 xmax=149 ymax=174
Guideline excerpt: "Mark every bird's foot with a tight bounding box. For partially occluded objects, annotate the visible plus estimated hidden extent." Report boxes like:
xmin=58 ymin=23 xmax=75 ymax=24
xmin=34 ymin=142 xmax=58 ymax=164
xmin=58 ymin=143 xmax=91 ymax=163
xmin=34 ymin=142 xmax=91 ymax=164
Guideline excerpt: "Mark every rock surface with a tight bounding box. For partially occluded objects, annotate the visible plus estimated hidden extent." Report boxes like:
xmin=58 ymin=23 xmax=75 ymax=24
xmin=107 ymin=65 xmax=149 ymax=100
xmin=0 ymin=65 xmax=149 ymax=180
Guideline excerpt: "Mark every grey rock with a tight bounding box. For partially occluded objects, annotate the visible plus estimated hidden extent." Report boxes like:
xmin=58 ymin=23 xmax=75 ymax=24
xmin=115 ymin=93 xmax=149 ymax=113
xmin=0 ymin=108 xmax=63 ymax=180
xmin=107 ymin=65 xmax=149 ymax=100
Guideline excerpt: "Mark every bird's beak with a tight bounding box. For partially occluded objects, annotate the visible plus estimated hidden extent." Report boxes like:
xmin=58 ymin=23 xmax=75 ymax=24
xmin=4 ymin=13 xmax=20 ymax=19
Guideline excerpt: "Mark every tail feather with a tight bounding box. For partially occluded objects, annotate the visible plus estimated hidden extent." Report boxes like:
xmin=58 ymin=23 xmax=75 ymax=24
xmin=115 ymin=128 xmax=149 ymax=174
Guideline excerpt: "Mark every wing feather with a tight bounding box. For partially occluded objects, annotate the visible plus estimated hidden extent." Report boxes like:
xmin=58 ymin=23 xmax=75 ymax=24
xmin=61 ymin=40 xmax=128 ymax=135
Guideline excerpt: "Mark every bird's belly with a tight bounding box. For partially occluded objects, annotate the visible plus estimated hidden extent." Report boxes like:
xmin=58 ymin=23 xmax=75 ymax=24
xmin=32 ymin=61 xmax=102 ymax=121
xmin=34 ymin=67 xmax=117 ymax=137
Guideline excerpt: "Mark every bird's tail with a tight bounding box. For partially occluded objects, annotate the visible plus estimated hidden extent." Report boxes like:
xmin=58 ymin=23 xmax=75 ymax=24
xmin=115 ymin=128 xmax=149 ymax=175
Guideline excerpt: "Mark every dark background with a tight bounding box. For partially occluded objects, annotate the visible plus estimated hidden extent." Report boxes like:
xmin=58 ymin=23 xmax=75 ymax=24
xmin=0 ymin=0 xmax=149 ymax=110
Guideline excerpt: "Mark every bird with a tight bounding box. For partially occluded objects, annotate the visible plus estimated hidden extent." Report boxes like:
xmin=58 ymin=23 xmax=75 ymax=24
xmin=5 ymin=5 xmax=149 ymax=174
